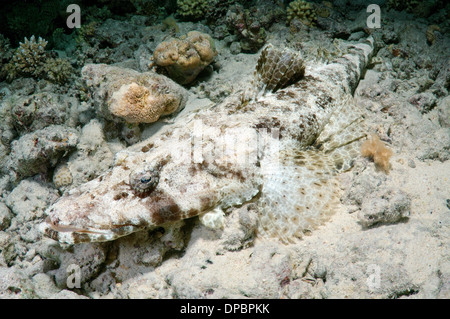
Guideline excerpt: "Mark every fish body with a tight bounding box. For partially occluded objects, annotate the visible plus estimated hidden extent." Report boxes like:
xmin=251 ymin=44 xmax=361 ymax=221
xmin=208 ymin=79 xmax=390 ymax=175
xmin=43 ymin=38 xmax=375 ymax=244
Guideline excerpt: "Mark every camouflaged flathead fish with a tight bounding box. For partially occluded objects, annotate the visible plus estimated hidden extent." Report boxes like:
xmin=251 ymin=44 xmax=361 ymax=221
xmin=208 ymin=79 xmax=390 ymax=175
xmin=42 ymin=38 xmax=375 ymax=244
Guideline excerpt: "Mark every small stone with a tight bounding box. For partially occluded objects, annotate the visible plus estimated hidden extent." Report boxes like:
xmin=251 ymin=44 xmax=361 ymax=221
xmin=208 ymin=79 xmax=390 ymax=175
xmin=5 ymin=179 xmax=59 ymax=223
xmin=49 ymin=289 xmax=89 ymax=299
xmin=6 ymin=125 xmax=79 ymax=181
xmin=437 ymin=96 xmax=450 ymax=128
xmin=0 ymin=202 xmax=12 ymax=230
xmin=230 ymin=41 xmax=242 ymax=55
xmin=408 ymin=92 xmax=436 ymax=113
xmin=358 ymin=189 xmax=411 ymax=227
xmin=31 ymin=273 xmax=60 ymax=298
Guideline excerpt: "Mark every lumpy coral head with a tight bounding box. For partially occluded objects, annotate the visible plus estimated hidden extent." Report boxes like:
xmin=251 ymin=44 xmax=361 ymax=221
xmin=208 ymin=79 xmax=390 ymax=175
xmin=81 ymin=64 xmax=187 ymax=124
xmin=110 ymin=82 xmax=181 ymax=123
xmin=153 ymin=31 xmax=217 ymax=85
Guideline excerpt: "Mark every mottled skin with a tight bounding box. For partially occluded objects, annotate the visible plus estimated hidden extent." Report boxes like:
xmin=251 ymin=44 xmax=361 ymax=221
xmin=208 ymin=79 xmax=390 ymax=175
xmin=42 ymin=38 xmax=375 ymax=244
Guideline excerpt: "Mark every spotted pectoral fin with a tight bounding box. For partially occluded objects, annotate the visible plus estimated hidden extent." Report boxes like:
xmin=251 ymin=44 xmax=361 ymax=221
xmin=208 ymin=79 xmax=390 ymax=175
xmin=258 ymin=149 xmax=342 ymax=243
xmin=258 ymin=95 xmax=367 ymax=243
xmin=315 ymin=95 xmax=367 ymax=171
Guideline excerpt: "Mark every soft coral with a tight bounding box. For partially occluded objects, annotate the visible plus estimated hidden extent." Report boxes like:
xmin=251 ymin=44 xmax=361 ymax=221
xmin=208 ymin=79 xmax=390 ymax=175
xmin=361 ymin=134 xmax=393 ymax=173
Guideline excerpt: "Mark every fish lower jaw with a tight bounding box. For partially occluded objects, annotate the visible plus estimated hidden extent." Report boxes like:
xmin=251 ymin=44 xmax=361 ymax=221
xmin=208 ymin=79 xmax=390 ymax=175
xmin=41 ymin=219 xmax=139 ymax=244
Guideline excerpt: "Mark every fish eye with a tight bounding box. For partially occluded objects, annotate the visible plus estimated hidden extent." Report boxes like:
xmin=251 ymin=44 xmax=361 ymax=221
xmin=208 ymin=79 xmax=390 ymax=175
xmin=130 ymin=167 xmax=159 ymax=194
xmin=140 ymin=177 xmax=152 ymax=184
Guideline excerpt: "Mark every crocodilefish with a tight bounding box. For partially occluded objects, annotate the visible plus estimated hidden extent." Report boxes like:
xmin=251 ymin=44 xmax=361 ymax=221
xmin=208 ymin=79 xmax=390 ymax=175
xmin=42 ymin=37 xmax=375 ymax=244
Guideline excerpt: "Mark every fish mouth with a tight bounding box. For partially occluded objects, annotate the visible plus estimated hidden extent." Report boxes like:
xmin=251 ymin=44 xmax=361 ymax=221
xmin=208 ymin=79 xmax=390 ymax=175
xmin=45 ymin=216 xmax=111 ymax=234
xmin=43 ymin=217 xmax=139 ymax=244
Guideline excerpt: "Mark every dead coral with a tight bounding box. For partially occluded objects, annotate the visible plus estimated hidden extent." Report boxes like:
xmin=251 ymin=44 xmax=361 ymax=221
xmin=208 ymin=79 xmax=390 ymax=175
xmin=361 ymin=134 xmax=393 ymax=173
xmin=42 ymin=57 xmax=73 ymax=84
xmin=176 ymin=0 xmax=209 ymax=20
xmin=225 ymin=4 xmax=271 ymax=53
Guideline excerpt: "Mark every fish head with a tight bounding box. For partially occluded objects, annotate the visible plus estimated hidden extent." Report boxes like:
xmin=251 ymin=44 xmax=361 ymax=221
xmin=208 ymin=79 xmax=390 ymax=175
xmin=40 ymin=138 xmax=235 ymax=244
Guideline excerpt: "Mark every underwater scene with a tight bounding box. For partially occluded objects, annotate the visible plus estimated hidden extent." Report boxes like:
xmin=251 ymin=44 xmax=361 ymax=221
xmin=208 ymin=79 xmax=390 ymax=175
xmin=0 ymin=0 xmax=449 ymax=299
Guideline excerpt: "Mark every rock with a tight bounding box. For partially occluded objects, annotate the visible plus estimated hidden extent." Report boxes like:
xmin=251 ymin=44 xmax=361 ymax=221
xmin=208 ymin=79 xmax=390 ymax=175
xmin=6 ymin=125 xmax=79 ymax=181
xmin=0 ymin=267 xmax=30 ymax=298
xmin=408 ymin=92 xmax=437 ymax=113
xmin=31 ymin=273 xmax=60 ymax=298
xmin=9 ymin=92 xmax=78 ymax=133
xmin=1 ymin=243 xmax=17 ymax=266
xmin=0 ymin=202 xmax=12 ymax=230
xmin=229 ymin=41 xmax=241 ymax=55
xmin=120 ymin=272 xmax=171 ymax=299
xmin=437 ymin=96 xmax=450 ymax=128
xmin=112 ymin=222 xmax=186 ymax=284
xmin=415 ymin=128 xmax=450 ymax=162
xmin=5 ymin=179 xmax=58 ymax=223
xmin=166 ymin=239 xmax=292 ymax=298
xmin=343 ymin=168 xmax=387 ymax=206
xmin=348 ymin=31 xmax=366 ymax=41
xmin=220 ymin=204 xmax=258 ymax=251
xmin=47 ymin=243 xmax=108 ymax=288
xmin=64 ymin=119 xmax=115 ymax=188
xmin=49 ymin=289 xmax=89 ymax=299
xmin=358 ymin=189 xmax=411 ymax=227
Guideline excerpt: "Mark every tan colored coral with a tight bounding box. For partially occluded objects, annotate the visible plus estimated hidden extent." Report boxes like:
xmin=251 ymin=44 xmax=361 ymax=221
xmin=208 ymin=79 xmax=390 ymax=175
xmin=109 ymin=82 xmax=181 ymax=123
xmin=153 ymin=31 xmax=217 ymax=84
xmin=361 ymin=134 xmax=393 ymax=173
xmin=81 ymin=64 xmax=187 ymax=124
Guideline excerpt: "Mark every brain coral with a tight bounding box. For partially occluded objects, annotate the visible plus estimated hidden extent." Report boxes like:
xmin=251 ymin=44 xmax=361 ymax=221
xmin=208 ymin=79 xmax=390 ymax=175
xmin=153 ymin=31 xmax=217 ymax=85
